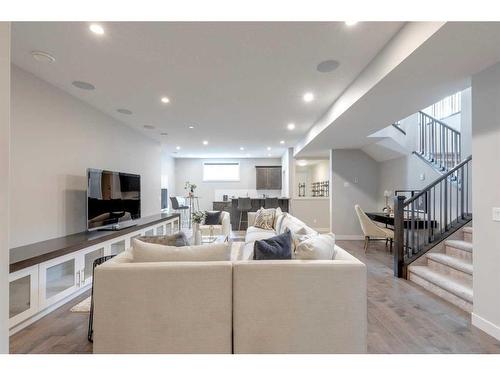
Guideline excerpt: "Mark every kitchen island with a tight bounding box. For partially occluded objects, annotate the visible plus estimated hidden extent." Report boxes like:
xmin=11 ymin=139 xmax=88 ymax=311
xmin=213 ymin=198 xmax=289 ymax=230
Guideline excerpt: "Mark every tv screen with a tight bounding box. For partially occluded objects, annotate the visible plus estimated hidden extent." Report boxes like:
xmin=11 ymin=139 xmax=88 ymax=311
xmin=87 ymin=169 xmax=141 ymax=230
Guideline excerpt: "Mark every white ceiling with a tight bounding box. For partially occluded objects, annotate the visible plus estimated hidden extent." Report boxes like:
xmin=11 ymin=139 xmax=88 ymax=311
xmin=294 ymin=22 xmax=500 ymax=158
xmin=11 ymin=21 xmax=403 ymax=158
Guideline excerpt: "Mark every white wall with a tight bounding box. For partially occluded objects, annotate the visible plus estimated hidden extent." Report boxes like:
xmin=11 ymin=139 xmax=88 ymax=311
xmin=280 ymin=148 xmax=293 ymax=198
xmin=471 ymin=62 xmax=500 ymax=341
xmin=330 ymin=149 xmax=380 ymax=238
xmin=161 ymin=147 xmax=176 ymax=207
xmin=174 ymin=157 xmax=282 ymax=211
xmin=377 ymin=154 xmax=441 ymax=208
xmin=10 ymin=66 xmax=162 ymax=248
xmin=461 ymin=87 xmax=472 ymax=158
xmin=0 ymin=22 xmax=10 ymax=354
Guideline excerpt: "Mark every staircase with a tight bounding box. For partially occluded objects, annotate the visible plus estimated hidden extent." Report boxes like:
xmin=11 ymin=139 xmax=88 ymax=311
xmin=408 ymin=226 xmax=473 ymax=312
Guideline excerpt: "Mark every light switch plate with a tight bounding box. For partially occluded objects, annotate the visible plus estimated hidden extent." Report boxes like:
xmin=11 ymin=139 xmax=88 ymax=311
xmin=493 ymin=207 xmax=500 ymax=222
xmin=420 ymin=173 xmax=425 ymax=181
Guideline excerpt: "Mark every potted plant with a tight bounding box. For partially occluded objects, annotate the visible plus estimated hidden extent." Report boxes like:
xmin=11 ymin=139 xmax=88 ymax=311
xmin=191 ymin=210 xmax=206 ymax=245
xmin=184 ymin=181 xmax=197 ymax=197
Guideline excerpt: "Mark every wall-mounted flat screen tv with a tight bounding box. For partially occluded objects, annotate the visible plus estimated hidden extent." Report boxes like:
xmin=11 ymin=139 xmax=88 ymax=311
xmin=87 ymin=168 xmax=141 ymax=230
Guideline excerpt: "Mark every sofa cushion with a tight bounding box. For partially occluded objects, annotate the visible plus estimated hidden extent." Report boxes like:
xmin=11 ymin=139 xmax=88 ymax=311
xmin=245 ymin=226 xmax=276 ymax=244
xmin=253 ymin=230 xmax=292 ymax=260
xmin=254 ymin=207 xmax=276 ymax=230
xmin=279 ymin=214 xmax=317 ymax=236
xmin=205 ymin=210 xmax=222 ymax=225
xmin=294 ymin=233 xmax=336 ymax=260
xmin=131 ymin=239 xmax=230 ymax=262
xmin=136 ymin=231 xmax=189 ymax=247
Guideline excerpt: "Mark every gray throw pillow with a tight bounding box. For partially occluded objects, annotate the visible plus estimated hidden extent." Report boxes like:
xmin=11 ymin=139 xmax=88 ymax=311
xmin=137 ymin=231 xmax=189 ymax=247
xmin=253 ymin=230 xmax=292 ymax=260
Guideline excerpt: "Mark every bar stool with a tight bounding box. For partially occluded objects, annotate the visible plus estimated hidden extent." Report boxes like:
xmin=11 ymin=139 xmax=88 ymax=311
xmin=237 ymin=197 xmax=253 ymax=230
xmin=170 ymin=197 xmax=189 ymax=228
xmin=264 ymin=197 xmax=279 ymax=209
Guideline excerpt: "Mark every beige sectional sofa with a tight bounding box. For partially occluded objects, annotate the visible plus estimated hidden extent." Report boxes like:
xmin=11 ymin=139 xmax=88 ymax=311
xmin=93 ymin=212 xmax=367 ymax=354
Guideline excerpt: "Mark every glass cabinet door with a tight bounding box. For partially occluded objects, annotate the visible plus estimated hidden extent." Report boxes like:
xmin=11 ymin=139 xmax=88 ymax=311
xmin=39 ymin=254 xmax=79 ymax=309
xmin=144 ymin=228 xmax=155 ymax=236
xmin=110 ymin=239 xmax=126 ymax=255
xmin=9 ymin=266 xmax=39 ymax=328
xmin=82 ymin=246 xmax=105 ymax=286
xmin=166 ymin=222 xmax=173 ymax=235
xmin=156 ymin=225 xmax=165 ymax=235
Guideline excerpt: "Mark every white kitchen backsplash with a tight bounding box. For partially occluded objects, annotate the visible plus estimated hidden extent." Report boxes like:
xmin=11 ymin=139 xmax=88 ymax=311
xmin=214 ymin=189 xmax=282 ymax=201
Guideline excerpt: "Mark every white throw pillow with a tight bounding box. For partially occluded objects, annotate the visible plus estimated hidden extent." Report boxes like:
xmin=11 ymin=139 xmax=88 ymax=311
xmin=294 ymin=233 xmax=336 ymax=260
xmin=131 ymin=238 xmax=230 ymax=262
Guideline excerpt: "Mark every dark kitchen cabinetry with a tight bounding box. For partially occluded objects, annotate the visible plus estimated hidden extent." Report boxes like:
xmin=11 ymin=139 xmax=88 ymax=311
xmin=255 ymin=166 xmax=282 ymax=190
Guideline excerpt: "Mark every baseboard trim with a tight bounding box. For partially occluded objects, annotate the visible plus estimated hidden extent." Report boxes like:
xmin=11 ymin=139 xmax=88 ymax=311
xmin=335 ymin=235 xmax=365 ymax=240
xmin=472 ymin=312 xmax=500 ymax=341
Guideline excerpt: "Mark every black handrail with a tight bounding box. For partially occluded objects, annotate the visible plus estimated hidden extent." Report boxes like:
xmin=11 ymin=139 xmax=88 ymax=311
xmin=404 ymin=155 xmax=472 ymax=206
xmin=393 ymin=155 xmax=472 ymax=278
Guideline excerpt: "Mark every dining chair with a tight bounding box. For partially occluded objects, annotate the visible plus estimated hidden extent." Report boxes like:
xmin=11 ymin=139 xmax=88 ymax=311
xmin=354 ymin=204 xmax=394 ymax=252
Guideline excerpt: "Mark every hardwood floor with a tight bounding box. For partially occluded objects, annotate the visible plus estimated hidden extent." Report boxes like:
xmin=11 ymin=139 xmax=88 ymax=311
xmin=9 ymin=240 xmax=500 ymax=354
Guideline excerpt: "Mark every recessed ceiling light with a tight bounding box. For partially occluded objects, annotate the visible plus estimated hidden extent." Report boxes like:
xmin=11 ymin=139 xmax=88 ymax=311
xmin=287 ymin=123 xmax=296 ymax=131
xmin=160 ymin=132 xmax=168 ymax=136
xmin=303 ymin=92 xmax=315 ymax=103
xmin=317 ymin=59 xmax=340 ymax=73
xmin=72 ymin=81 xmax=95 ymax=90
xmin=280 ymin=140 xmax=285 ymax=144
xmin=117 ymin=108 xmax=132 ymax=115
xmin=144 ymin=125 xmax=155 ymax=130
xmin=188 ymin=125 xmax=195 ymax=129
xmin=240 ymin=147 xmax=245 ymax=151
xmin=161 ymin=97 xmax=170 ymax=104
xmin=176 ymin=146 xmax=181 ymax=150
xmin=31 ymin=51 xmax=56 ymax=63
xmin=203 ymin=140 xmax=208 ymax=145
xmin=297 ymin=160 xmax=308 ymax=167
xmin=345 ymin=21 xmax=358 ymax=26
xmin=89 ymin=24 xmax=105 ymax=35
xmin=267 ymin=147 xmax=272 ymax=151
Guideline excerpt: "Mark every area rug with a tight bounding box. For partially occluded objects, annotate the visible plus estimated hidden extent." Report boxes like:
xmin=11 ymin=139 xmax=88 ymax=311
xmin=70 ymin=296 xmax=91 ymax=313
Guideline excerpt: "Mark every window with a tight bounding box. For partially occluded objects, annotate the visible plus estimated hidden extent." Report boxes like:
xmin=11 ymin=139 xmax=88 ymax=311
xmin=203 ymin=162 xmax=240 ymax=182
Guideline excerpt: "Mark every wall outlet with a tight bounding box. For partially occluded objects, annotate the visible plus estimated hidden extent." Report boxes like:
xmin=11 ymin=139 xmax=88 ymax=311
xmin=353 ymin=177 xmax=359 ymax=184
xmin=493 ymin=207 xmax=500 ymax=222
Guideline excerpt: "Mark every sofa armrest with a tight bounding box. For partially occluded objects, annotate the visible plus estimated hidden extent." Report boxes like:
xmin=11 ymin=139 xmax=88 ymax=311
xmin=233 ymin=259 xmax=367 ymax=353
xmin=247 ymin=212 xmax=257 ymax=227
xmin=93 ymin=261 xmax=233 ymax=353
xmin=221 ymin=211 xmax=231 ymax=237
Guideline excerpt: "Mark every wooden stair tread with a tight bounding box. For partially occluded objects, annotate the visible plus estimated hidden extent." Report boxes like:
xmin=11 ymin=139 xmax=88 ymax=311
xmin=445 ymin=239 xmax=473 ymax=253
xmin=426 ymin=253 xmax=473 ymax=275
xmin=408 ymin=265 xmax=473 ymax=303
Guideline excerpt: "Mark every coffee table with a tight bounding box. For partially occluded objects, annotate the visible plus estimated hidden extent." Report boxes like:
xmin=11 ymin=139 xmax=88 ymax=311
xmin=200 ymin=234 xmax=229 ymax=244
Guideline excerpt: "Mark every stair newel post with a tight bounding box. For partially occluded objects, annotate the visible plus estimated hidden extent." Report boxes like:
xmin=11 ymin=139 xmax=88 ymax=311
xmin=393 ymin=195 xmax=406 ymax=278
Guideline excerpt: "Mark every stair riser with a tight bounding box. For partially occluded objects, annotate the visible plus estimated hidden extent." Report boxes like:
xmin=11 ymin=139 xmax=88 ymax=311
xmin=445 ymin=245 xmax=472 ymax=262
xmin=427 ymin=259 xmax=473 ymax=286
xmin=408 ymin=272 xmax=473 ymax=313
xmin=463 ymin=232 xmax=473 ymax=243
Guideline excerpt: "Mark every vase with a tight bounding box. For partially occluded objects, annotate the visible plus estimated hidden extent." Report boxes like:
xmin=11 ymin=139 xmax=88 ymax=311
xmin=193 ymin=223 xmax=202 ymax=245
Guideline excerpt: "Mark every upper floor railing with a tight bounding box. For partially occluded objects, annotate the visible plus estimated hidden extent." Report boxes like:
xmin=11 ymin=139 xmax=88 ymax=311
xmin=417 ymin=111 xmax=461 ymax=173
